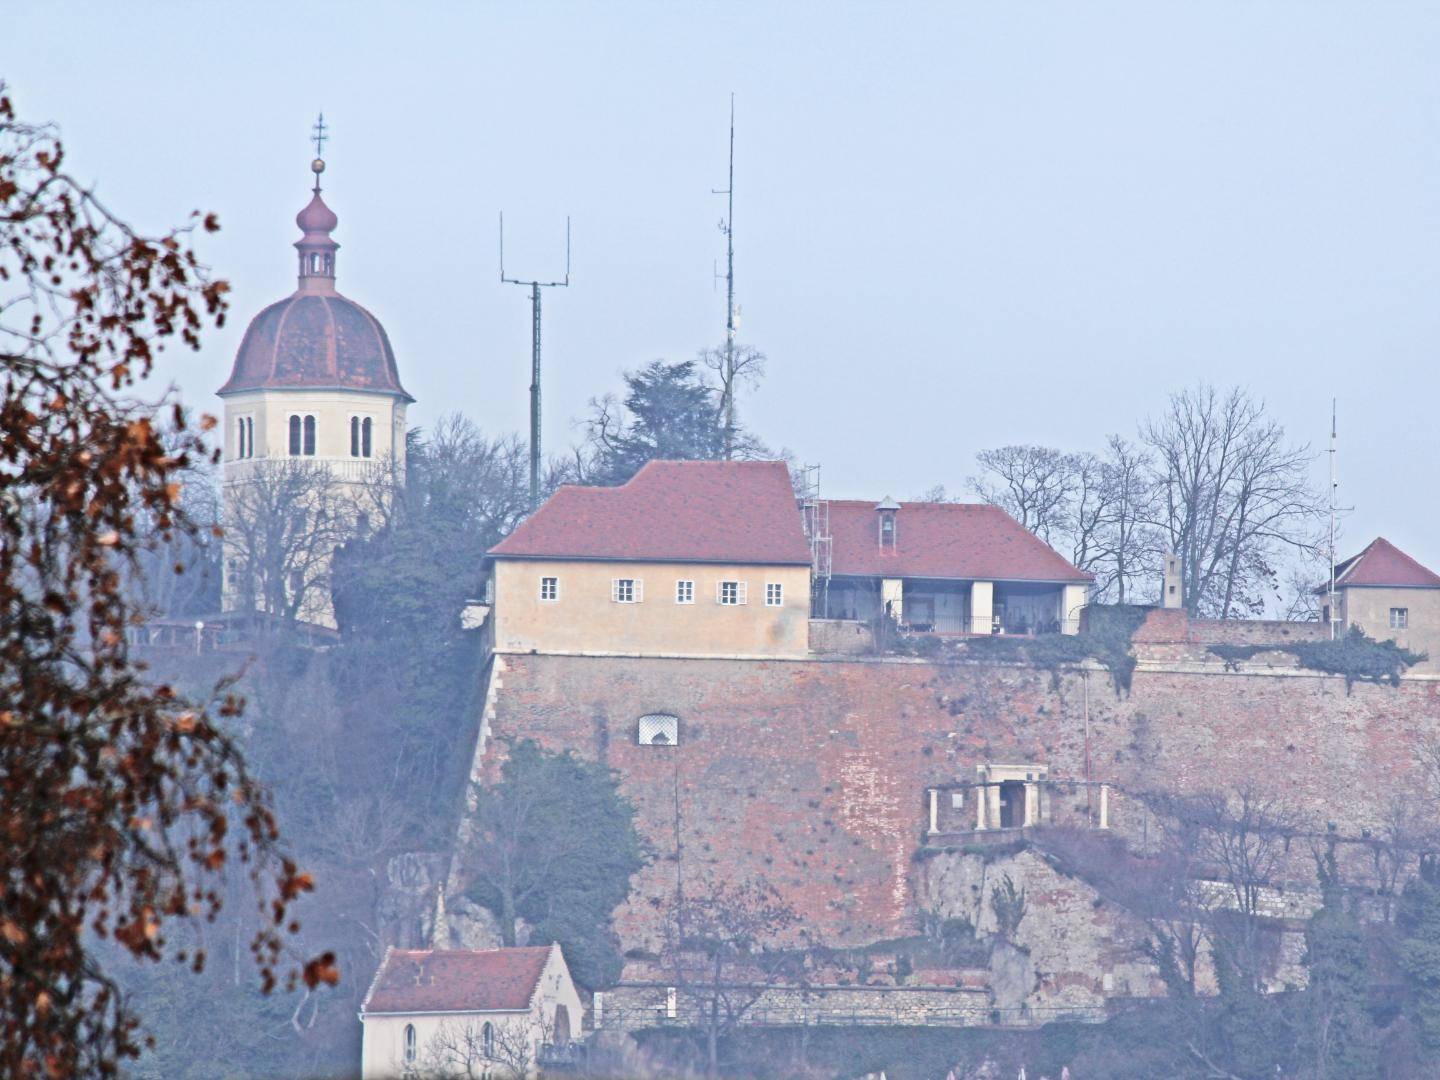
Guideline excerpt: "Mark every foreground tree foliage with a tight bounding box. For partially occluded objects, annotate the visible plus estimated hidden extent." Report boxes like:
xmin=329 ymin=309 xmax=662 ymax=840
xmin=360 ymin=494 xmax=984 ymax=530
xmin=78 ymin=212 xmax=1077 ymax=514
xmin=0 ymin=87 xmax=329 ymax=1075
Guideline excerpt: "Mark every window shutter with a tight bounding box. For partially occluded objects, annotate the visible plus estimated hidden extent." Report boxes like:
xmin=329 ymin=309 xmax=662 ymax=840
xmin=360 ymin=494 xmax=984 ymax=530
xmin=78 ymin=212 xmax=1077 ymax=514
xmin=737 ymin=581 xmax=748 ymax=605
xmin=612 ymin=579 xmax=621 ymax=602
xmin=716 ymin=581 xmax=724 ymax=604
xmin=634 ymin=579 xmax=644 ymax=603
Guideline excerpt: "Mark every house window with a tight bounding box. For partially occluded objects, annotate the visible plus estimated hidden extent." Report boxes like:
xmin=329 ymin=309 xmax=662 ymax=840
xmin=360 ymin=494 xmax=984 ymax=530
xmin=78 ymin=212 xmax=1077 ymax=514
xmin=612 ymin=578 xmax=641 ymax=603
xmin=482 ymin=1022 xmax=494 ymax=1058
xmin=403 ymin=1023 xmax=416 ymax=1065
xmin=540 ymin=576 xmax=559 ymax=602
xmin=718 ymin=580 xmax=747 ymax=606
xmin=638 ymin=713 xmax=679 ymax=746
xmin=288 ymin=414 xmax=302 ymax=455
xmin=303 ymin=415 xmax=316 ymax=456
xmin=1391 ymin=607 xmax=1409 ymax=630
xmin=765 ymin=582 xmax=784 ymax=607
xmin=676 ymin=579 xmax=694 ymax=604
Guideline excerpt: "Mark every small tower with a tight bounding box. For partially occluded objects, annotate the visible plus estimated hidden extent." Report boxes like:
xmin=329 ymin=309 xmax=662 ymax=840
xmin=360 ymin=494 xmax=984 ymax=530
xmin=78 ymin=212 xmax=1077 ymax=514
xmin=1161 ymin=552 xmax=1183 ymax=609
xmin=217 ymin=118 xmax=415 ymax=628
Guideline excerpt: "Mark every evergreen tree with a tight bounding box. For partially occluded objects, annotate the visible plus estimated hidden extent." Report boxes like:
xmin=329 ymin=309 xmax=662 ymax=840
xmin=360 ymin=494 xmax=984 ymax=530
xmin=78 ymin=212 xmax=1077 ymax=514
xmin=467 ymin=740 xmax=648 ymax=989
xmin=1398 ymin=854 xmax=1440 ymax=1056
xmin=583 ymin=360 xmax=730 ymax=485
xmin=1301 ymin=846 xmax=1379 ymax=1078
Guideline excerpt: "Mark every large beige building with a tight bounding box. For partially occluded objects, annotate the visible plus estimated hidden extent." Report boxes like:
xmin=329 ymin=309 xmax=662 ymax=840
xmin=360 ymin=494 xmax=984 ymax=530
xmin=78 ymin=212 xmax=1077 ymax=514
xmin=360 ymin=945 xmax=582 ymax=1079
xmin=483 ymin=460 xmax=1097 ymax=660
xmin=1323 ymin=536 xmax=1440 ymax=673
xmin=485 ymin=460 xmax=814 ymax=659
xmin=217 ymin=151 xmax=413 ymax=628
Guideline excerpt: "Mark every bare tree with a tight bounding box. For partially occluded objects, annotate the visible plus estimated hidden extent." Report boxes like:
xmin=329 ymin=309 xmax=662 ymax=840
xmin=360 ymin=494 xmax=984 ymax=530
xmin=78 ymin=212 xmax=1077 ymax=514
xmin=662 ymin=879 xmax=810 ymax=1076
xmin=1094 ymin=435 xmax=1160 ymax=604
xmin=420 ymin=1014 xmax=551 ymax=1080
xmin=223 ymin=459 xmax=353 ymax=624
xmin=130 ymin=457 xmax=224 ymax=617
xmin=969 ymin=445 xmax=1075 ymax=545
xmin=698 ymin=342 xmax=766 ymax=459
xmin=1142 ymin=384 xmax=1323 ymax=618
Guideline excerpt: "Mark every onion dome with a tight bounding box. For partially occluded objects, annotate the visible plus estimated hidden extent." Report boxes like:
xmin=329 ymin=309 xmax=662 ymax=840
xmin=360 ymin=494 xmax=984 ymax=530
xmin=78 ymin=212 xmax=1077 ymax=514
xmin=218 ymin=153 xmax=413 ymax=401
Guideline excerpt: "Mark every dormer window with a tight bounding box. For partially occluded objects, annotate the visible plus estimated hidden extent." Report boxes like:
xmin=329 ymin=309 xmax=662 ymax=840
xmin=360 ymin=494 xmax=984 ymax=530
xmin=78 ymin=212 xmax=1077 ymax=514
xmin=876 ymin=497 xmax=900 ymax=552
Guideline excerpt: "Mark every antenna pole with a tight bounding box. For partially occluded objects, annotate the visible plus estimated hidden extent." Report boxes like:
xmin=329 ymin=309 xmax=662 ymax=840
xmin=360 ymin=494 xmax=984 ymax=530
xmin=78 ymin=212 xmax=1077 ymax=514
xmin=530 ymin=282 xmax=542 ymax=510
xmin=1328 ymin=398 xmax=1338 ymax=640
xmin=501 ymin=215 xmax=571 ymax=511
xmin=714 ymin=95 xmax=737 ymax=459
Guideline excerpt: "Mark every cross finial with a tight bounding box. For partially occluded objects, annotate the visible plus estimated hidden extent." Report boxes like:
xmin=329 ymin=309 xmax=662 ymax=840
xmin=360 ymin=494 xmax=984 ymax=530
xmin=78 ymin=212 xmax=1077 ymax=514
xmin=311 ymin=112 xmax=329 ymax=160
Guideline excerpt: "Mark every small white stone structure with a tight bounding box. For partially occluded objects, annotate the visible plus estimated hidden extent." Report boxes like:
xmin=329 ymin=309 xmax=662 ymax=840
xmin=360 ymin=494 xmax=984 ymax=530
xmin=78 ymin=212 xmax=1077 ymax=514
xmin=359 ymin=943 xmax=582 ymax=1079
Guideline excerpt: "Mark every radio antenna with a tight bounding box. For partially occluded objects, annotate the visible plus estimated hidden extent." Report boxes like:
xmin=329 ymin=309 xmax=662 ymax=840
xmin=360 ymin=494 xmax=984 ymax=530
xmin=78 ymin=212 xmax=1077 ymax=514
xmin=500 ymin=214 xmax=571 ymax=510
xmin=712 ymin=94 xmax=737 ymax=459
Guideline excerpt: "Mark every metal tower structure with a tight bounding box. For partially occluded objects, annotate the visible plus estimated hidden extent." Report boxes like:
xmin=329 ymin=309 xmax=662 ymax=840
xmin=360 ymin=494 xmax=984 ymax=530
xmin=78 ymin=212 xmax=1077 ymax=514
xmin=799 ymin=464 xmax=832 ymax=618
xmin=500 ymin=214 xmax=570 ymax=510
xmin=712 ymin=94 xmax=737 ymax=459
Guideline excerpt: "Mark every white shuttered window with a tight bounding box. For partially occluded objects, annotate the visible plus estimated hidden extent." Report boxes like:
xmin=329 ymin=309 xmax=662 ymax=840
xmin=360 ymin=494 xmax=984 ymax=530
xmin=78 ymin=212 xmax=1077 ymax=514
xmin=612 ymin=578 xmax=642 ymax=603
xmin=717 ymin=580 xmax=747 ymax=605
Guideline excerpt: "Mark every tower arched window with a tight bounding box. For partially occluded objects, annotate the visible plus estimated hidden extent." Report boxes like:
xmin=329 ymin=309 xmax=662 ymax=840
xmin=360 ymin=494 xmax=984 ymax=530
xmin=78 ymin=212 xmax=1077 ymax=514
xmin=244 ymin=417 xmax=254 ymax=458
xmin=288 ymin=415 xmax=302 ymax=456
xmin=237 ymin=417 xmax=246 ymax=460
xmin=362 ymin=416 xmax=373 ymax=458
xmin=349 ymin=416 xmax=360 ymax=457
xmin=303 ymin=415 xmax=316 ymax=456
xmin=403 ymin=1023 xmax=416 ymax=1065
xmin=482 ymin=1022 xmax=494 ymax=1058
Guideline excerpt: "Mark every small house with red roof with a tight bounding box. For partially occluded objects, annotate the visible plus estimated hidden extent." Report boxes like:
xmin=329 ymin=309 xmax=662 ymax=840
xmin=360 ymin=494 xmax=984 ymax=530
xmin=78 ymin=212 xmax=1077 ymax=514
xmin=817 ymin=499 xmax=1093 ymax=635
xmin=1320 ymin=537 xmax=1440 ymax=672
xmin=359 ymin=944 xmax=581 ymax=1078
xmin=485 ymin=460 xmax=814 ymax=659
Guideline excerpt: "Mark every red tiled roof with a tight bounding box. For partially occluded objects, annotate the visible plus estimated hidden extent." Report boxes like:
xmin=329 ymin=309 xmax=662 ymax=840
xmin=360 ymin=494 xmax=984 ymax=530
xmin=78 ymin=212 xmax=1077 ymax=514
xmin=1332 ymin=537 xmax=1440 ymax=590
xmin=488 ymin=460 xmax=812 ymax=565
xmin=362 ymin=946 xmax=553 ymax=1015
xmin=827 ymin=501 xmax=1092 ymax=583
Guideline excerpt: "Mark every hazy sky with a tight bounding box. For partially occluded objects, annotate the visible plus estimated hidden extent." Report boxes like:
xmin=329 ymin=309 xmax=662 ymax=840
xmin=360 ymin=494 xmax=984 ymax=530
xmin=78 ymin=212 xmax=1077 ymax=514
xmin=8 ymin=3 xmax=1440 ymax=573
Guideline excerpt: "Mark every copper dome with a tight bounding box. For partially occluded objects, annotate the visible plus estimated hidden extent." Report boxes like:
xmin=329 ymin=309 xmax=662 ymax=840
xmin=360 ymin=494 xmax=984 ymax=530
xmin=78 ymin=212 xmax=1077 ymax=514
xmin=218 ymin=167 xmax=413 ymax=401
xmin=218 ymin=293 xmax=413 ymax=399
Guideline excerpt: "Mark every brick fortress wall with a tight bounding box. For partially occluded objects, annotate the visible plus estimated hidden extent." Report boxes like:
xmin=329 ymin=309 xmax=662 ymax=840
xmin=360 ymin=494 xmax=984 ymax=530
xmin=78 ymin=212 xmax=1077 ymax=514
xmin=467 ymin=634 xmax=1440 ymax=955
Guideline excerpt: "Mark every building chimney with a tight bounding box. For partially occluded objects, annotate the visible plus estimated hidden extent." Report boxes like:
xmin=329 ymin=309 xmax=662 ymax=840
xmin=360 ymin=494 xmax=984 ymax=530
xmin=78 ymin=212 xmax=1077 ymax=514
xmin=876 ymin=497 xmax=900 ymax=553
xmin=1162 ymin=552 xmax=1182 ymax=609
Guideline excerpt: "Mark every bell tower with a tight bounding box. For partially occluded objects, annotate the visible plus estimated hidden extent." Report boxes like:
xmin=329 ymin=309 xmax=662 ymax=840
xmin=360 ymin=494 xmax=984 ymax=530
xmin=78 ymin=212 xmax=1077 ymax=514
xmin=217 ymin=116 xmax=415 ymax=628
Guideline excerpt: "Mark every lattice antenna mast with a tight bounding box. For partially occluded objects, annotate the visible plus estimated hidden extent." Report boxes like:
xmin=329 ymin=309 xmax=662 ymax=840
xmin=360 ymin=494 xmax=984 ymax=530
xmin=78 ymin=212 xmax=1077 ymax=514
xmin=500 ymin=214 xmax=571 ymax=510
xmin=712 ymin=94 xmax=737 ymax=459
xmin=1328 ymin=398 xmax=1338 ymax=640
